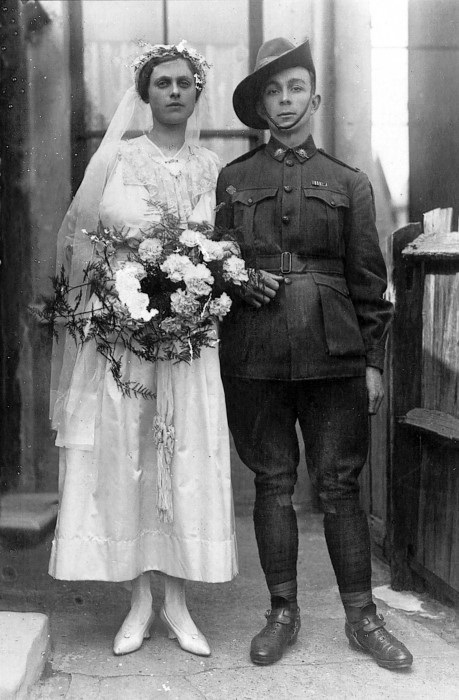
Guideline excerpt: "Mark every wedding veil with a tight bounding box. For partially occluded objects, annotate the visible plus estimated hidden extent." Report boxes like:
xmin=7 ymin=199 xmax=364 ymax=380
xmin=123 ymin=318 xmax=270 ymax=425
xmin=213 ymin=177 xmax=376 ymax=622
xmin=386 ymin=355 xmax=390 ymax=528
xmin=50 ymin=47 xmax=205 ymax=429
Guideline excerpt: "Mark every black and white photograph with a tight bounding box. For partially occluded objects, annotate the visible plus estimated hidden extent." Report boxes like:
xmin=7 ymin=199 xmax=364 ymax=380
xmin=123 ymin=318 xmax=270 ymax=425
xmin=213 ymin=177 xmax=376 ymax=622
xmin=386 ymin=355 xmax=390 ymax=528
xmin=1 ymin=0 xmax=459 ymax=697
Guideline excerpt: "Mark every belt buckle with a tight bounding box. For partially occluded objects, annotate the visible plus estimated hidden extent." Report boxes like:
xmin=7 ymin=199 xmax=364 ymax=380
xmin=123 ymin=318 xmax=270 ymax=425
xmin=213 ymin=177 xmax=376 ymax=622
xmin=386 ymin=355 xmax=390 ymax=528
xmin=280 ymin=251 xmax=292 ymax=274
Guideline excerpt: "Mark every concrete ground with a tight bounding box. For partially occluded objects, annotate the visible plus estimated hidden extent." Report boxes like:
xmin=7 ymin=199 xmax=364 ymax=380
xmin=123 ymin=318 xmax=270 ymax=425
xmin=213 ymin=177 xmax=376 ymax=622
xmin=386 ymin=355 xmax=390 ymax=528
xmin=1 ymin=512 xmax=459 ymax=699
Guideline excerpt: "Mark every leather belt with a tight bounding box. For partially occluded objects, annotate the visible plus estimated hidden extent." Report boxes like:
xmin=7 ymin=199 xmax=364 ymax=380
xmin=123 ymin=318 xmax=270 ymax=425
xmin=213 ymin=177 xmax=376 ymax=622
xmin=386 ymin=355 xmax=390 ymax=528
xmin=255 ymin=253 xmax=344 ymax=275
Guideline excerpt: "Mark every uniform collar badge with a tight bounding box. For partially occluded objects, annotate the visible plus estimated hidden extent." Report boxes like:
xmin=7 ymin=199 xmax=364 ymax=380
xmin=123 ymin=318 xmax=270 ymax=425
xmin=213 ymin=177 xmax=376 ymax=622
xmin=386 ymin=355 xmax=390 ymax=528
xmin=274 ymin=147 xmax=286 ymax=159
xmin=295 ymin=148 xmax=308 ymax=159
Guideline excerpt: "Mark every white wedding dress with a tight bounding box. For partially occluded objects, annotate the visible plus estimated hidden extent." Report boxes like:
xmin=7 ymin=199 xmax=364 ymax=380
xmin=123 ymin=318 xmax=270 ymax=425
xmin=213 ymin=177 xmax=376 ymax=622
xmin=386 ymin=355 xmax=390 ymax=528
xmin=49 ymin=136 xmax=238 ymax=583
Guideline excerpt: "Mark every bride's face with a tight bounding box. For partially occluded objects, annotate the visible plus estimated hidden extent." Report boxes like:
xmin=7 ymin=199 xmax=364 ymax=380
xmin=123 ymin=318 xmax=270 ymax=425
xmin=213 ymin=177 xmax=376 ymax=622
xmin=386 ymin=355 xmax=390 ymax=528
xmin=148 ymin=58 xmax=197 ymax=127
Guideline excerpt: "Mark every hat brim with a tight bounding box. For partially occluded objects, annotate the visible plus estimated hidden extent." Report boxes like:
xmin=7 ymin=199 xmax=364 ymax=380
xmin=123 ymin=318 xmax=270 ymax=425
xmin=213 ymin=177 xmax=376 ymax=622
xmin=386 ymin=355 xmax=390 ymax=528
xmin=233 ymin=41 xmax=315 ymax=130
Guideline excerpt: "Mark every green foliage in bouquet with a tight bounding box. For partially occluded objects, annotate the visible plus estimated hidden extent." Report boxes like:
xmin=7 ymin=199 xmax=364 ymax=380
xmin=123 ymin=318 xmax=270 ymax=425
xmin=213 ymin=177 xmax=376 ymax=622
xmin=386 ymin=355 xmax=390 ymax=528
xmin=33 ymin=206 xmax=258 ymax=399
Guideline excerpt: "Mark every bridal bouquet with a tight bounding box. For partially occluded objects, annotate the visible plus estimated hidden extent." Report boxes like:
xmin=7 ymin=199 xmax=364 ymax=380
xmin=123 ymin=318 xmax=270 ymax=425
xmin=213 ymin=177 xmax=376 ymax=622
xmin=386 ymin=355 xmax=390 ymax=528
xmin=36 ymin=208 xmax=257 ymax=398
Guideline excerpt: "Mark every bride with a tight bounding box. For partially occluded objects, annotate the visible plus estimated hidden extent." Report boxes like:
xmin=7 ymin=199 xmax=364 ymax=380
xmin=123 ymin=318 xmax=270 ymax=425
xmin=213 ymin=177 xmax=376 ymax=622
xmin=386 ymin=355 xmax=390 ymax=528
xmin=48 ymin=41 xmax=238 ymax=657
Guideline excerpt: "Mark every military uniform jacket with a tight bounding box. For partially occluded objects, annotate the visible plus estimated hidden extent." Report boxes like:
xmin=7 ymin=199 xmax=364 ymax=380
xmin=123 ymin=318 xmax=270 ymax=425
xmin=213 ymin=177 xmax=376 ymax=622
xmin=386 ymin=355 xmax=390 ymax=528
xmin=215 ymin=135 xmax=394 ymax=381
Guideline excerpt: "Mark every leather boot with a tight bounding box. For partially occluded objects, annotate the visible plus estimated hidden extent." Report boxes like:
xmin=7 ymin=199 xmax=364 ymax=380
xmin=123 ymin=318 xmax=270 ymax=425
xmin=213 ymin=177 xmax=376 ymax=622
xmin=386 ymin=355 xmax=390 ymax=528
xmin=250 ymin=605 xmax=300 ymax=665
xmin=345 ymin=613 xmax=413 ymax=669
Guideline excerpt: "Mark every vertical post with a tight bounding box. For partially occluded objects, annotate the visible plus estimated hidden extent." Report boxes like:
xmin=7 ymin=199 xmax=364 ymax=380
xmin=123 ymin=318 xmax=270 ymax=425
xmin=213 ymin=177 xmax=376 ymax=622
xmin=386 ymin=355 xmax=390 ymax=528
xmin=68 ymin=0 xmax=87 ymax=195
xmin=311 ymin=0 xmax=335 ymax=153
xmin=333 ymin=0 xmax=372 ymax=173
xmin=248 ymin=0 xmax=263 ymax=149
xmin=162 ymin=0 xmax=168 ymax=43
xmin=388 ymin=223 xmax=424 ymax=590
xmin=0 ymin=0 xmax=31 ymax=490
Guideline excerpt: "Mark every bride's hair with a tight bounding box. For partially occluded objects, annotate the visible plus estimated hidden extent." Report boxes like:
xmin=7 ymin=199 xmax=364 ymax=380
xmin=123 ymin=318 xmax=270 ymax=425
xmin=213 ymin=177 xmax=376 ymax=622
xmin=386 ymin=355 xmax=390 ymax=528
xmin=136 ymin=55 xmax=203 ymax=104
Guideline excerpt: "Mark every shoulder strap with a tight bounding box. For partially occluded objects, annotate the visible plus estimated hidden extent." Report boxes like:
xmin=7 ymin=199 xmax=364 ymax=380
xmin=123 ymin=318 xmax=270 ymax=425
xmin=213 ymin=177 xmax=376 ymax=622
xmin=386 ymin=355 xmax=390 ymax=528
xmin=226 ymin=143 xmax=265 ymax=167
xmin=317 ymin=148 xmax=360 ymax=172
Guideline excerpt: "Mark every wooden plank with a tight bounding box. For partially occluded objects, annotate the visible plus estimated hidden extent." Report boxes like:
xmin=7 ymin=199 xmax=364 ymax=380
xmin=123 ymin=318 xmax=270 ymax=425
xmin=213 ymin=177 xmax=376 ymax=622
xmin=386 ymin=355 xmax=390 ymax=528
xmin=432 ymin=450 xmax=453 ymax=583
xmin=388 ymin=223 xmax=424 ymax=590
xmin=422 ymin=272 xmax=459 ymax=416
xmin=415 ymin=445 xmax=458 ymax=592
xmin=444 ymin=452 xmax=459 ymax=590
xmin=423 ymin=207 xmax=453 ymax=235
xmin=403 ymin=231 xmax=459 ymax=260
xmin=410 ymin=558 xmax=459 ymax=606
xmin=400 ymin=408 xmax=459 ymax=444
xmin=402 ymin=207 xmax=455 ymax=259
xmin=448 ymin=468 xmax=459 ymax=589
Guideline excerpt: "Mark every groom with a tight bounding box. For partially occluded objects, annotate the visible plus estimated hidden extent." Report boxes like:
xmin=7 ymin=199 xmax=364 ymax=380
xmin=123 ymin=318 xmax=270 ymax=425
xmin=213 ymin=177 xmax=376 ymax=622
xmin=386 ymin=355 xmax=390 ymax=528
xmin=216 ymin=38 xmax=413 ymax=669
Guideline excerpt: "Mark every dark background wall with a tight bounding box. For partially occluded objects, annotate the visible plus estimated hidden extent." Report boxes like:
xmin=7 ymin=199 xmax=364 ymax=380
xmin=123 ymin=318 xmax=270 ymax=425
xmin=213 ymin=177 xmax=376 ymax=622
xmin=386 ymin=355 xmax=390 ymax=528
xmin=409 ymin=0 xmax=459 ymax=225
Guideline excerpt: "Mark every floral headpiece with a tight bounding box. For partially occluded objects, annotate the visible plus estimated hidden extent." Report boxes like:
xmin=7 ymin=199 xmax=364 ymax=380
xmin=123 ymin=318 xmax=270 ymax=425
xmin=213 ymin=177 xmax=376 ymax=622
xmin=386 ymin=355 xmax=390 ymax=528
xmin=131 ymin=39 xmax=210 ymax=92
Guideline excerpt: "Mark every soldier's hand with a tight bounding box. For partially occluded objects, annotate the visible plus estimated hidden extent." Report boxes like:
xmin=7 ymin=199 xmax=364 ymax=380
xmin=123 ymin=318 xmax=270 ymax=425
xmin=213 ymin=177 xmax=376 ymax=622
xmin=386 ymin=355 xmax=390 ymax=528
xmin=240 ymin=270 xmax=283 ymax=308
xmin=366 ymin=366 xmax=384 ymax=415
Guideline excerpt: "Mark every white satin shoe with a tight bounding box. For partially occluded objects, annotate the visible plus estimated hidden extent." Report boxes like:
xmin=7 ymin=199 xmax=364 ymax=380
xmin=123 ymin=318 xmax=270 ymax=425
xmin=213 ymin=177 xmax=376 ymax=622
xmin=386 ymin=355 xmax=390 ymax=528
xmin=113 ymin=609 xmax=155 ymax=656
xmin=160 ymin=606 xmax=211 ymax=657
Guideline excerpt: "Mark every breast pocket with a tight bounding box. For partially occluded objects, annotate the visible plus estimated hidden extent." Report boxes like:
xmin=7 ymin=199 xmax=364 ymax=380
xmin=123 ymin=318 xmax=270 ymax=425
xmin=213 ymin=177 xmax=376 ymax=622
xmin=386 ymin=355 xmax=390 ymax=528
xmin=232 ymin=188 xmax=278 ymax=247
xmin=312 ymin=272 xmax=365 ymax=356
xmin=302 ymin=188 xmax=349 ymax=256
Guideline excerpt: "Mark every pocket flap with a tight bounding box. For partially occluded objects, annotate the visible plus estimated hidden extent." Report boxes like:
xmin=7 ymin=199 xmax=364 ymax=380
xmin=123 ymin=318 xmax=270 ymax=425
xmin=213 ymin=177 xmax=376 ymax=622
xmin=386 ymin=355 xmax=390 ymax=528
xmin=303 ymin=188 xmax=350 ymax=208
xmin=312 ymin=272 xmax=350 ymax=297
xmin=232 ymin=188 xmax=278 ymax=206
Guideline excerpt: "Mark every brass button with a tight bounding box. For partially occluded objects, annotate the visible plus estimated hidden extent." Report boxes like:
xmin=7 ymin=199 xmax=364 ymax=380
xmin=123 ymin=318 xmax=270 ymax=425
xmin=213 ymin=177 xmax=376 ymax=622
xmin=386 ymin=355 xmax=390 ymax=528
xmin=247 ymin=197 xmax=253 ymax=204
xmin=285 ymin=159 xmax=294 ymax=167
xmin=330 ymin=199 xmax=335 ymax=206
xmin=284 ymin=277 xmax=292 ymax=285
xmin=282 ymin=215 xmax=290 ymax=224
xmin=284 ymin=185 xmax=293 ymax=192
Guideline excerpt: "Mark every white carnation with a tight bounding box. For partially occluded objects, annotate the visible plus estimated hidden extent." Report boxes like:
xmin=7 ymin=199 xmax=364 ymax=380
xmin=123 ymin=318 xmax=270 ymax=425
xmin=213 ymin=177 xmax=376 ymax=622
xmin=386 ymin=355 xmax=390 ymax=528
xmin=138 ymin=237 xmax=163 ymax=262
xmin=223 ymin=255 xmax=249 ymax=285
xmin=160 ymin=253 xmax=194 ymax=282
xmin=119 ymin=261 xmax=146 ymax=281
xmin=199 ymin=238 xmax=226 ymax=262
xmin=170 ymin=289 xmax=200 ymax=317
xmin=209 ymin=292 xmax=232 ymax=318
xmin=179 ymin=229 xmax=205 ymax=248
xmin=185 ymin=263 xmax=214 ymax=283
xmin=183 ymin=263 xmax=214 ymax=297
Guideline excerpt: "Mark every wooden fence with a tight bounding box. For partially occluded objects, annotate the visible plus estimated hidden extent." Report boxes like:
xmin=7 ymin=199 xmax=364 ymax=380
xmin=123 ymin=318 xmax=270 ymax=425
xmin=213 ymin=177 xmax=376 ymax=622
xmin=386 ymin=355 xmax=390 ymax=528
xmin=384 ymin=209 xmax=459 ymax=603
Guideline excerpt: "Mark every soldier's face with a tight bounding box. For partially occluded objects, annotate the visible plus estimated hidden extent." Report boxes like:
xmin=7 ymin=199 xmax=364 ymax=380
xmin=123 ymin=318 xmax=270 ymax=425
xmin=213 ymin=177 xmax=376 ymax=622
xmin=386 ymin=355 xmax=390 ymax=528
xmin=259 ymin=66 xmax=319 ymax=131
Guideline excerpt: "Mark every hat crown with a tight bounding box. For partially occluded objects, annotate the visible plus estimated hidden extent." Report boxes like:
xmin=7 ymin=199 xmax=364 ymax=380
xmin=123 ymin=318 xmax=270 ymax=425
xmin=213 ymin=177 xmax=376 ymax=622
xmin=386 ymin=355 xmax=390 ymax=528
xmin=255 ymin=38 xmax=296 ymax=71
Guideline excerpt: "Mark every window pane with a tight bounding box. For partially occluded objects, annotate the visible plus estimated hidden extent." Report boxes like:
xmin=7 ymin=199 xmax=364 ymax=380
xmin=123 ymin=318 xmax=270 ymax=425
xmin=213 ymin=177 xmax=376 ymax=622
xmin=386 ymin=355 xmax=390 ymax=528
xmin=81 ymin=0 xmax=250 ymax=163
xmin=82 ymin=1 xmax=164 ymax=130
xmin=166 ymin=1 xmax=249 ymax=130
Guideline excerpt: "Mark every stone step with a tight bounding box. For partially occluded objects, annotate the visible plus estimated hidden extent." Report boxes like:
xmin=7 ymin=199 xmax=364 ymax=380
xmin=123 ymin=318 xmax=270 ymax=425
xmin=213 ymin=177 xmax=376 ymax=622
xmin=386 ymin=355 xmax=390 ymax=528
xmin=0 ymin=493 xmax=58 ymax=546
xmin=0 ymin=612 xmax=50 ymax=700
